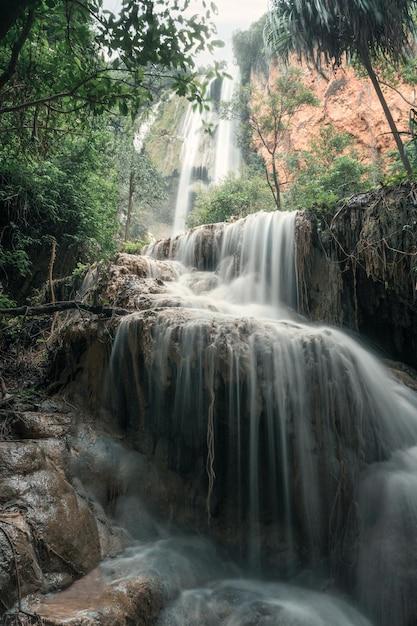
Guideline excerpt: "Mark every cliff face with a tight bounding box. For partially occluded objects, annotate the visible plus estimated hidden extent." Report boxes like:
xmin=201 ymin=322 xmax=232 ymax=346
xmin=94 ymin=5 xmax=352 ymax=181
xmin=295 ymin=184 xmax=417 ymax=369
xmin=257 ymin=59 xmax=415 ymax=170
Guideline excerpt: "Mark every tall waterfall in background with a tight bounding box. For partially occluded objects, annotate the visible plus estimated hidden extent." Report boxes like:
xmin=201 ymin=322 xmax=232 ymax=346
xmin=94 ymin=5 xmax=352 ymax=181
xmin=172 ymin=103 xmax=204 ymax=236
xmin=172 ymin=67 xmax=241 ymax=236
xmin=213 ymin=65 xmax=241 ymax=184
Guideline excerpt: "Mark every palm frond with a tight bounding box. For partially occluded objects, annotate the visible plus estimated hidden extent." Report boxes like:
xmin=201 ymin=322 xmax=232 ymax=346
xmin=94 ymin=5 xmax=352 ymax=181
xmin=265 ymin=0 xmax=417 ymax=66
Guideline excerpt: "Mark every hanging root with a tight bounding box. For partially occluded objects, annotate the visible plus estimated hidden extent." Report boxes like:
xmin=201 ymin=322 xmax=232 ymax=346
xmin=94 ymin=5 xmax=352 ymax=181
xmin=205 ymin=346 xmax=216 ymax=525
xmin=294 ymin=211 xmax=313 ymax=314
xmin=48 ymin=237 xmax=57 ymax=306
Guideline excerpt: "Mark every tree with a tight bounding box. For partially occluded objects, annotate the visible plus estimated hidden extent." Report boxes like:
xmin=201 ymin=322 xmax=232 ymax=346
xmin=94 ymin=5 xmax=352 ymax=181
xmin=0 ymin=0 xmax=39 ymax=43
xmin=121 ymin=150 xmax=167 ymax=241
xmin=0 ymin=0 xmax=222 ymax=119
xmin=0 ymin=120 xmax=119 ymax=300
xmin=266 ymin=0 xmax=416 ymax=178
xmin=187 ymin=173 xmax=275 ymax=227
xmin=0 ymin=0 xmax=220 ymax=304
xmin=115 ymin=120 xmax=167 ymax=241
xmin=285 ymin=125 xmax=371 ymax=213
xmin=236 ymin=67 xmax=318 ymax=209
xmin=233 ymin=15 xmax=268 ymax=83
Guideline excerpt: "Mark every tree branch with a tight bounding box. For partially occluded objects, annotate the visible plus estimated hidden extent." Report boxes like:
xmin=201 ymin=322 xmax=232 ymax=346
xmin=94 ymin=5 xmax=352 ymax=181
xmin=0 ymin=68 xmax=130 ymax=114
xmin=0 ymin=301 xmax=131 ymax=317
xmin=378 ymin=79 xmax=416 ymax=107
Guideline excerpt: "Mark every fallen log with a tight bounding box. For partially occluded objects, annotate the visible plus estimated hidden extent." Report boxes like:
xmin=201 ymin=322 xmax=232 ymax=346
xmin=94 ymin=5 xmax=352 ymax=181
xmin=0 ymin=301 xmax=130 ymax=317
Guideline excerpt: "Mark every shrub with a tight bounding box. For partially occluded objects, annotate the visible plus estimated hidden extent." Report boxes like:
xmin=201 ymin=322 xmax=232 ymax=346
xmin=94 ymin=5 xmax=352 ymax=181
xmin=187 ymin=173 xmax=275 ymax=227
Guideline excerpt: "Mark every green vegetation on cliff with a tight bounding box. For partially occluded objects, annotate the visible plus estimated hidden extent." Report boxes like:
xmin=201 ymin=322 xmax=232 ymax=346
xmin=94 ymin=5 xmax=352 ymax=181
xmin=188 ymin=173 xmax=275 ymax=227
xmin=266 ymin=0 xmax=417 ymax=177
xmin=284 ymin=126 xmax=371 ymax=213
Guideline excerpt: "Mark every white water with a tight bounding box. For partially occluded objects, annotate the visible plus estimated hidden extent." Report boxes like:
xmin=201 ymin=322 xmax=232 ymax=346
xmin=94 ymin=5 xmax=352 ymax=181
xmin=172 ymin=69 xmax=241 ymax=236
xmin=107 ymin=209 xmax=417 ymax=625
xmin=213 ymin=66 xmax=241 ymax=184
xmin=172 ymin=103 xmax=204 ymax=235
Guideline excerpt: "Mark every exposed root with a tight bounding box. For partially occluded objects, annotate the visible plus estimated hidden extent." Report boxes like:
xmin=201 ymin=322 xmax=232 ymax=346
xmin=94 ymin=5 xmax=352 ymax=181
xmin=205 ymin=345 xmax=216 ymax=525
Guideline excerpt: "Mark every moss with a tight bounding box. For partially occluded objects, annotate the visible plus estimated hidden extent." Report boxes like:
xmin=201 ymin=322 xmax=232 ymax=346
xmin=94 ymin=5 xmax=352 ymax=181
xmin=145 ymin=95 xmax=189 ymax=177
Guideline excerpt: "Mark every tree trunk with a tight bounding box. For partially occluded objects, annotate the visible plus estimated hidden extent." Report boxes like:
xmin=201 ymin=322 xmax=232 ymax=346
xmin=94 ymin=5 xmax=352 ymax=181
xmin=264 ymin=163 xmax=279 ymax=208
xmin=48 ymin=237 xmax=57 ymax=304
xmin=124 ymin=170 xmax=135 ymax=241
xmin=0 ymin=0 xmax=38 ymax=42
xmin=271 ymin=157 xmax=281 ymax=209
xmin=0 ymin=4 xmax=36 ymax=91
xmin=362 ymin=50 xmax=413 ymax=179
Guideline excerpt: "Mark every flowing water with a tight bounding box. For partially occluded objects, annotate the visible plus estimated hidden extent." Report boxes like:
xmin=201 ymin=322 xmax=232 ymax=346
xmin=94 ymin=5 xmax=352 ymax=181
xmin=106 ymin=210 xmax=417 ymax=625
xmin=213 ymin=66 xmax=241 ymax=185
xmin=172 ymin=102 xmax=204 ymax=235
xmin=172 ymin=71 xmax=241 ymax=235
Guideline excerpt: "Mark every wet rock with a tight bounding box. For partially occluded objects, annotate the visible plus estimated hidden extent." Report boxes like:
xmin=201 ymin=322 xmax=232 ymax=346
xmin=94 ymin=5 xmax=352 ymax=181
xmin=105 ymin=306 xmax=417 ymax=577
xmin=0 ymin=410 xmax=72 ymax=440
xmin=28 ymin=569 xmax=163 ymax=626
xmin=386 ymin=359 xmax=417 ymax=392
xmin=146 ymin=222 xmax=225 ymax=270
xmin=79 ymin=254 xmax=179 ymax=312
xmin=0 ymin=438 xmax=101 ymax=589
xmin=295 ymin=185 xmax=417 ymax=369
xmin=0 ymin=511 xmax=43 ymax=610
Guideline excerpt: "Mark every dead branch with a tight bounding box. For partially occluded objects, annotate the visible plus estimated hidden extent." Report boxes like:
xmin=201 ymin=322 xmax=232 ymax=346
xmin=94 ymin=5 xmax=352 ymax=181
xmin=0 ymin=301 xmax=130 ymax=317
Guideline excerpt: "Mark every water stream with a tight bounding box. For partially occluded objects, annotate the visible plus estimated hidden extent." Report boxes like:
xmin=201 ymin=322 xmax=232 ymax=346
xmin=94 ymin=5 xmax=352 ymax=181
xmin=105 ymin=210 xmax=417 ymax=625
xmin=172 ymin=69 xmax=241 ymax=236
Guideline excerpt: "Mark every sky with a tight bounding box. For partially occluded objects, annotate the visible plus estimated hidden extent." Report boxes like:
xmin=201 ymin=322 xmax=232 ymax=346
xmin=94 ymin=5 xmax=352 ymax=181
xmin=103 ymin=0 xmax=268 ymax=65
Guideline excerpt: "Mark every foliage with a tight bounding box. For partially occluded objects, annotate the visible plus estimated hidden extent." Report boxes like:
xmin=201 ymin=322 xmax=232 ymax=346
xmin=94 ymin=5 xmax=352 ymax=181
xmin=121 ymin=239 xmax=151 ymax=255
xmin=0 ymin=0 xmax=222 ymax=120
xmin=0 ymin=122 xmax=118 ymax=299
xmin=385 ymin=143 xmax=417 ymax=184
xmin=233 ymin=15 xmax=268 ymax=82
xmin=285 ymin=126 xmax=371 ymax=214
xmin=71 ymin=262 xmax=89 ymax=280
xmin=265 ymin=0 xmax=416 ymax=68
xmin=0 ymin=1 xmax=219 ymax=303
xmin=238 ymin=67 xmax=319 ymax=208
xmin=0 ymin=293 xmax=16 ymax=309
xmin=115 ymin=119 xmax=168 ymax=240
xmin=187 ymin=173 xmax=275 ymax=227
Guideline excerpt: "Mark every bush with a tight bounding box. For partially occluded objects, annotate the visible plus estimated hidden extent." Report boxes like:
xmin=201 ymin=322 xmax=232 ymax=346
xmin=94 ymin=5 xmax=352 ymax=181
xmin=385 ymin=142 xmax=417 ymax=184
xmin=121 ymin=239 xmax=150 ymax=255
xmin=0 ymin=127 xmax=118 ymax=300
xmin=187 ymin=174 xmax=275 ymax=227
xmin=284 ymin=126 xmax=371 ymax=214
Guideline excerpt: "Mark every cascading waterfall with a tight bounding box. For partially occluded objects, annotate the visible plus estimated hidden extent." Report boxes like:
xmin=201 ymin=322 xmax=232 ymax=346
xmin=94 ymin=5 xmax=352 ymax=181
xmin=172 ymin=103 xmax=204 ymax=236
xmin=213 ymin=65 xmax=241 ymax=185
xmin=172 ymin=69 xmax=241 ymax=236
xmin=108 ymin=210 xmax=417 ymax=626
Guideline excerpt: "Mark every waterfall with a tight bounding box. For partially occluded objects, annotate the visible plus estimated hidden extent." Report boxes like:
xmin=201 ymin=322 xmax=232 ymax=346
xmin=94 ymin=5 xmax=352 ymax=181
xmin=134 ymin=100 xmax=161 ymax=153
xmin=213 ymin=66 xmax=241 ymax=184
xmin=172 ymin=103 xmax=204 ymax=236
xmin=108 ymin=210 xmax=417 ymax=626
xmin=172 ymin=69 xmax=241 ymax=236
